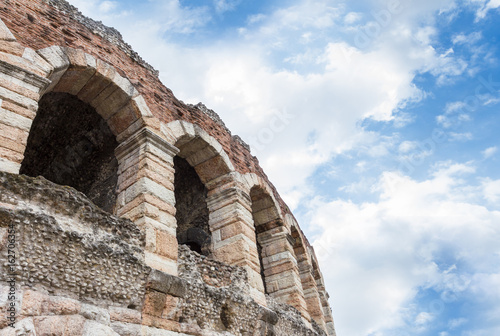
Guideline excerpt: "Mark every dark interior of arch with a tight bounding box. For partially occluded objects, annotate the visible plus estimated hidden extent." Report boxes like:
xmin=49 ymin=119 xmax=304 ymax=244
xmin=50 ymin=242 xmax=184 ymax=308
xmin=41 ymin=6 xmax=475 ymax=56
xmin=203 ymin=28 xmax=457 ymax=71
xmin=291 ymin=225 xmax=304 ymax=256
xmin=256 ymin=238 xmax=268 ymax=294
xmin=174 ymin=155 xmax=210 ymax=255
xmin=250 ymin=187 xmax=271 ymax=295
xmin=20 ymin=92 xmax=118 ymax=213
xmin=312 ymin=258 xmax=321 ymax=281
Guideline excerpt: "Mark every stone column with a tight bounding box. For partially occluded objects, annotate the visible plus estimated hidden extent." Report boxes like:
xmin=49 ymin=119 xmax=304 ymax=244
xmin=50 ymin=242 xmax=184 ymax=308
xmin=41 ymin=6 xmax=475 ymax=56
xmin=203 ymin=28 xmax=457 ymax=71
xmin=318 ymin=286 xmax=336 ymax=336
xmin=115 ymin=128 xmax=179 ymax=275
xmin=0 ymin=18 xmax=51 ymax=173
xmin=299 ymin=262 xmax=327 ymax=331
xmin=207 ymin=177 xmax=267 ymax=306
xmin=258 ymin=226 xmax=311 ymax=321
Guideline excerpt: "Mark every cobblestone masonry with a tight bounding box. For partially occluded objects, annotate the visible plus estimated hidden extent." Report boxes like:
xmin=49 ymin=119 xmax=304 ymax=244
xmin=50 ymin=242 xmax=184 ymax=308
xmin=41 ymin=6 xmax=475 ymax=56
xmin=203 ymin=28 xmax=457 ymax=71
xmin=0 ymin=0 xmax=336 ymax=335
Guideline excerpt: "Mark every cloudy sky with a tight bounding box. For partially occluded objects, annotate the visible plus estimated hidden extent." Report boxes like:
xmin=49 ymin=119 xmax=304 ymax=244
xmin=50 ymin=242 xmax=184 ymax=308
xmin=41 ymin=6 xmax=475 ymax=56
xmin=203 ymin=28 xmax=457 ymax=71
xmin=65 ymin=0 xmax=500 ymax=335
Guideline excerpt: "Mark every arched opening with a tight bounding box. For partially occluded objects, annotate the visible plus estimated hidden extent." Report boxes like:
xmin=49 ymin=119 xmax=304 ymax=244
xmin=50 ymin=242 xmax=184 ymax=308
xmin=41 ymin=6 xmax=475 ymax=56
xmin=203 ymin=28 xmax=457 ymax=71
xmin=291 ymin=225 xmax=310 ymax=281
xmin=250 ymin=186 xmax=282 ymax=295
xmin=291 ymin=224 xmax=311 ymax=295
xmin=290 ymin=225 xmax=304 ymax=262
xmin=174 ymin=155 xmax=211 ymax=255
xmin=20 ymin=92 xmax=118 ymax=213
xmin=291 ymin=225 xmax=325 ymax=328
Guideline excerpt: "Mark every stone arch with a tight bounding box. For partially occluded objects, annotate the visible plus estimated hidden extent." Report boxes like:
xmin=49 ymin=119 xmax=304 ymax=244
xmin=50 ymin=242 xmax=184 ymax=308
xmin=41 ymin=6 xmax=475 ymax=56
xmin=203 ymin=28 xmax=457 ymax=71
xmin=242 ymin=173 xmax=309 ymax=317
xmin=39 ymin=46 xmax=153 ymax=139
xmin=249 ymin=184 xmax=282 ymax=294
xmin=0 ymin=22 xmax=178 ymax=275
xmin=160 ymin=122 xmax=270 ymax=304
xmin=291 ymin=222 xmax=326 ymax=331
xmin=0 ymin=41 xmax=154 ymax=213
xmin=290 ymin=223 xmax=311 ymax=267
xmin=161 ymin=120 xmax=234 ymax=184
xmin=310 ymin=248 xmax=335 ymax=333
xmin=20 ymin=92 xmax=120 ymax=212
xmin=160 ymin=120 xmax=236 ymax=256
xmin=25 ymin=46 xmax=152 ymax=211
xmin=250 ymin=186 xmax=283 ymax=294
xmin=242 ymin=173 xmax=284 ymax=290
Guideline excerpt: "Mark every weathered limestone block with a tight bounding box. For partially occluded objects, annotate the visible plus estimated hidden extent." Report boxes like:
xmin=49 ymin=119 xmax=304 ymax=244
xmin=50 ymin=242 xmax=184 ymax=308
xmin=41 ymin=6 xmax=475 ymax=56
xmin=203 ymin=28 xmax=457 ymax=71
xmin=110 ymin=322 xmax=142 ymax=336
xmin=80 ymin=304 xmax=111 ymax=325
xmin=0 ymin=40 xmax=24 ymax=56
xmin=52 ymin=49 xmax=97 ymax=96
xmin=82 ymin=320 xmax=120 ymax=336
xmin=21 ymin=48 xmax=54 ymax=77
xmin=36 ymin=46 xmax=70 ymax=94
xmin=172 ymin=246 xmax=325 ymax=336
xmin=0 ymin=19 xmax=15 ymax=41
xmin=147 ymin=270 xmax=188 ymax=298
xmin=33 ymin=315 xmax=86 ymax=336
xmin=0 ymin=51 xmax=52 ymax=78
xmin=115 ymin=128 xmax=179 ymax=275
xmin=0 ymin=317 xmax=36 ymax=336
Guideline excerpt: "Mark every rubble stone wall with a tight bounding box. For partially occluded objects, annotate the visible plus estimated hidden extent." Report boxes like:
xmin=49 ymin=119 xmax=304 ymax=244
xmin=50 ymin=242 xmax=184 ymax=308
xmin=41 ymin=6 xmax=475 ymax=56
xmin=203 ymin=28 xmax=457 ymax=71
xmin=0 ymin=1 xmax=336 ymax=335
xmin=0 ymin=173 xmax=327 ymax=335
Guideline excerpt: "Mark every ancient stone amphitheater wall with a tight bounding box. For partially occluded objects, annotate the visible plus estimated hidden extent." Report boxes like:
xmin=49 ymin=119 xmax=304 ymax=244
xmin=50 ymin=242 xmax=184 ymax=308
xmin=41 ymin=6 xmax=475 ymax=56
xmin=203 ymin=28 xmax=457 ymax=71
xmin=0 ymin=1 xmax=336 ymax=335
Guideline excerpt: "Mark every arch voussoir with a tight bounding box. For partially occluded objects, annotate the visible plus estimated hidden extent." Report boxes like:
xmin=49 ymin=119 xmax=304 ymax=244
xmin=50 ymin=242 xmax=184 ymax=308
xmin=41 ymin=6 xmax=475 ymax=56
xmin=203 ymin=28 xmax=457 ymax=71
xmin=50 ymin=47 xmax=96 ymax=95
xmin=35 ymin=46 xmax=150 ymax=139
xmin=36 ymin=46 xmax=70 ymax=93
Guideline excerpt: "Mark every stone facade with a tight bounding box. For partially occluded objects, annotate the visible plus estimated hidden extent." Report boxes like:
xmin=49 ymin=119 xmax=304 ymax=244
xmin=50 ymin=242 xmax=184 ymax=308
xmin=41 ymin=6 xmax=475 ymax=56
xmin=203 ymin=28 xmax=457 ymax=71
xmin=0 ymin=1 xmax=336 ymax=335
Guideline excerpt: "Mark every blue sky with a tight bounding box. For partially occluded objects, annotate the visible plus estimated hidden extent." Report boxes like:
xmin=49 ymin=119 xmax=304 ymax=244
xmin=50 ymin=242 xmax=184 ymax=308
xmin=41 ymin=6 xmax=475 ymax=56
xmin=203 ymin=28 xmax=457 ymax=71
xmin=66 ymin=0 xmax=500 ymax=335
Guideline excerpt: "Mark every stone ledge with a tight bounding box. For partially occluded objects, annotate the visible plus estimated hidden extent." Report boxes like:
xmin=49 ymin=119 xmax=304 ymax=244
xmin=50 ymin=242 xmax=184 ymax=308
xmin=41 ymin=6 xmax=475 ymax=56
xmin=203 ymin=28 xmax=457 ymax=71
xmin=146 ymin=270 xmax=187 ymax=298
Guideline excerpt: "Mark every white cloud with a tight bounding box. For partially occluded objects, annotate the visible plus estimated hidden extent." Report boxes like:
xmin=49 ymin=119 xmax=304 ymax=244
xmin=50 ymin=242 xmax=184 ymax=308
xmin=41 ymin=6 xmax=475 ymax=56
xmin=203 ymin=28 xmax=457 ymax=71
xmin=448 ymin=317 xmax=468 ymax=329
xmin=73 ymin=0 xmax=210 ymax=35
xmin=452 ymin=31 xmax=482 ymax=45
xmin=415 ymin=312 xmax=435 ymax=325
xmin=471 ymin=0 xmax=500 ymax=20
xmin=438 ymin=86 xmax=500 ymax=128
xmin=311 ymin=161 xmax=500 ymax=335
xmin=339 ymin=177 xmax=377 ymax=194
xmin=399 ymin=140 xmax=421 ymax=153
xmin=436 ymin=113 xmax=472 ymax=128
xmin=213 ymin=0 xmax=239 ymax=14
xmin=445 ymin=101 xmax=468 ymax=114
xmin=449 ymin=131 xmax=473 ymax=141
xmin=482 ymin=146 xmax=497 ymax=158
xmin=66 ymin=0 xmax=476 ymax=209
xmin=98 ymin=0 xmax=117 ymax=13
xmin=481 ymin=178 xmax=500 ymax=203
xmin=67 ymin=0 xmax=130 ymax=20
xmin=344 ymin=12 xmax=362 ymax=24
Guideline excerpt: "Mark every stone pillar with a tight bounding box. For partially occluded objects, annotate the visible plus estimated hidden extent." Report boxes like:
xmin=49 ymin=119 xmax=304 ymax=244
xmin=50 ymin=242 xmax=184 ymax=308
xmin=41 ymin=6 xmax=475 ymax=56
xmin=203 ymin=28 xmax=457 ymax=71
xmin=207 ymin=177 xmax=267 ymax=305
xmin=0 ymin=18 xmax=51 ymax=173
xmin=299 ymin=262 xmax=327 ymax=331
xmin=314 ymin=268 xmax=336 ymax=335
xmin=258 ymin=226 xmax=310 ymax=321
xmin=318 ymin=288 xmax=336 ymax=335
xmin=115 ymin=128 xmax=179 ymax=275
